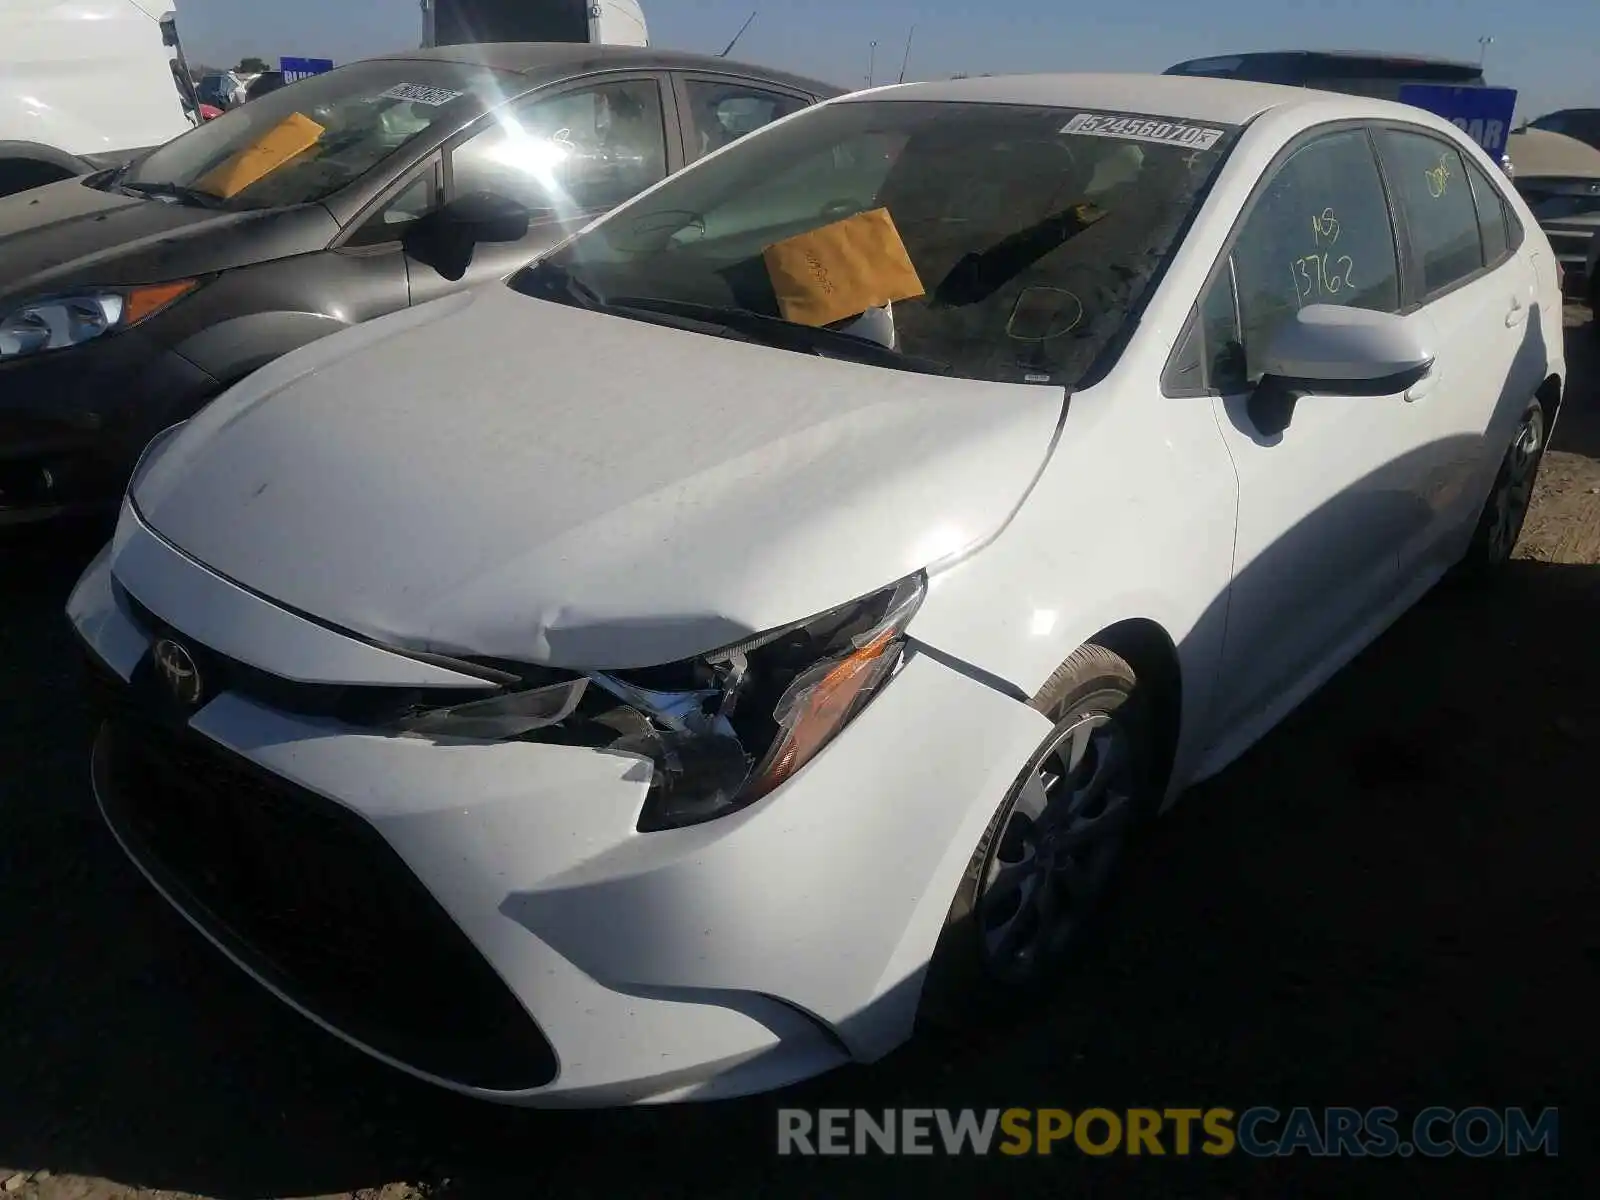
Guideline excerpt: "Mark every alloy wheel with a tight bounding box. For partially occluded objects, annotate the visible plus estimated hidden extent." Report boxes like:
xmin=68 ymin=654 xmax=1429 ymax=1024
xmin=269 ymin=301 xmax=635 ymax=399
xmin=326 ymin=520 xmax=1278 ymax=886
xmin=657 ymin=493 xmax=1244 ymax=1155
xmin=977 ymin=710 xmax=1136 ymax=983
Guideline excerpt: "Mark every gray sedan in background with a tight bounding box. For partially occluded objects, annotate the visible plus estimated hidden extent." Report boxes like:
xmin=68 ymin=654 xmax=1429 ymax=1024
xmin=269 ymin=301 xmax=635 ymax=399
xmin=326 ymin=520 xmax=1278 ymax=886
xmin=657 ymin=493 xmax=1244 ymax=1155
xmin=0 ymin=43 xmax=839 ymax=526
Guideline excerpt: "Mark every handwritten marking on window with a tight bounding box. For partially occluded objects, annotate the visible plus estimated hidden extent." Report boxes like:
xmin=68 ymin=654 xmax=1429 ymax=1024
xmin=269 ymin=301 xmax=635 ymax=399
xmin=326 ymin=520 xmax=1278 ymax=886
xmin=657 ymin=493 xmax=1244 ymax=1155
xmin=1425 ymin=154 xmax=1452 ymax=199
xmin=1310 ymin=207 xmax=1341 ymax=245
xmin=1290 ymin=253 xmax=1356 ymax=302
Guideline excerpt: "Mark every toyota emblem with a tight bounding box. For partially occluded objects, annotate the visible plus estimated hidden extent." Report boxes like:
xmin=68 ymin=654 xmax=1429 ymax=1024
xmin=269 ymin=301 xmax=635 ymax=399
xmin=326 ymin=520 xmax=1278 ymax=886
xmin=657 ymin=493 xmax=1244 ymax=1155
xmin=152 ymin=638 xmax=204 ymax=708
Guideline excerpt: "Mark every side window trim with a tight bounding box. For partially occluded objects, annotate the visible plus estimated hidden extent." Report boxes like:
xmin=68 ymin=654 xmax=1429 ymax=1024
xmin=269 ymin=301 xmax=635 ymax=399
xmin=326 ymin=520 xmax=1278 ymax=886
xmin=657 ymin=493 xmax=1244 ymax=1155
xmin=1370 ymin=121 xmax=1498 ymax=308
xmin=333 ymin=152 xmax=443 ymax=251
xmin=1158 ymin=119 xmax=1399 ymax=393
xmin=1364 ymin=123 xmax=1426 ymax=311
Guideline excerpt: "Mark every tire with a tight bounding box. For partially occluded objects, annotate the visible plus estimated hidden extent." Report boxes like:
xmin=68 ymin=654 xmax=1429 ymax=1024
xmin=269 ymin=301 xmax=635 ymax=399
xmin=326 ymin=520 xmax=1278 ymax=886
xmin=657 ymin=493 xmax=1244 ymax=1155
xmin=1457 ymin=396 xmax=1547 ymax=579
xmin=920 ymin=643 xmax=1158 ymax=1027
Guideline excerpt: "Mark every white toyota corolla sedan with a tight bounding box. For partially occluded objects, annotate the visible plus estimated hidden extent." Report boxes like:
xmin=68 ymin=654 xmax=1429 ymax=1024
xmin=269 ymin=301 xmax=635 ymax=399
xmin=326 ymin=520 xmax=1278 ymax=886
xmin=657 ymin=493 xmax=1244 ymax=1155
xmin=68 ymin=74 xmax=1564 ymax=1106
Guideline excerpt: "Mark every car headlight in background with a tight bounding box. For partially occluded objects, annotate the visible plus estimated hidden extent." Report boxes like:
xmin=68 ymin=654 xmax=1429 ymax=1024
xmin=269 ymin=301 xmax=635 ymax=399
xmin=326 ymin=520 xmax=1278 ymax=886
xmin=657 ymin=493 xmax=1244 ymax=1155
xmin=392 ymin=573 xmax=928 ymax=831
xmin=0 ymin=279 xmax=200 ymax=360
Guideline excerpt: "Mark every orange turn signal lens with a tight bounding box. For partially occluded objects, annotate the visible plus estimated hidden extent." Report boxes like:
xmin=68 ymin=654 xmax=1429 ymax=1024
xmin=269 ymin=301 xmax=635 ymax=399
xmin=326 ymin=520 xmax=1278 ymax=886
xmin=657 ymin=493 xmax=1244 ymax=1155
xmin=124 ymin=279 xmax=200 ymax=326
xmin=745 ymin=628 xmax=901 ymax=801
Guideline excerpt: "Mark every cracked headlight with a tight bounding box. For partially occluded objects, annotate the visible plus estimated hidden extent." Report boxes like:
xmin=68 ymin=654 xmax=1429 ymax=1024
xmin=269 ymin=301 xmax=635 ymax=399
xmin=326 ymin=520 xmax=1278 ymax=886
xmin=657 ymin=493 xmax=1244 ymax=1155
xmin=0 ymin=279 xmax=199 ymax=360
xmin=617 ymin=572 xmax=928 ymax=831
xmin=387 ymin=574 xmax=927 ymax=831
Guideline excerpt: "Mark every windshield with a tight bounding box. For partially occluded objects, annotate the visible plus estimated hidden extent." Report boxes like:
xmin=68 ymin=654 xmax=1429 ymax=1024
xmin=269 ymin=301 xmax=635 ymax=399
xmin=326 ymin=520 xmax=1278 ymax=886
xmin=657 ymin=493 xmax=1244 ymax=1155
xmin=123 ymin=60 xmax=516 ymax=211
xmin=514 ymin=100 xmax=1238 ymax=386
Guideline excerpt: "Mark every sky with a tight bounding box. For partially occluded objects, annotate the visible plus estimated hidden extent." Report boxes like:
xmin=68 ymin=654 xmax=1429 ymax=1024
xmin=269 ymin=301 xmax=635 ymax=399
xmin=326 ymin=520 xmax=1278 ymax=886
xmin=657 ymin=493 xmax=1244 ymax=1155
xmin=177 ymin=0 xmax=1599 ymax=121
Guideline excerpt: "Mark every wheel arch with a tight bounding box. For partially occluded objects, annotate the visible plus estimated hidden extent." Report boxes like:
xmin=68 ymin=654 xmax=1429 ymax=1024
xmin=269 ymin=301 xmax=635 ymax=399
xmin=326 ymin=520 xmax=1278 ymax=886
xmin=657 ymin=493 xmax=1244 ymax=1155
xmin=1073 ymin=618 xmax=1185 ymax=804
xmin=1536 ymin=372 xmax=1563 ymax=430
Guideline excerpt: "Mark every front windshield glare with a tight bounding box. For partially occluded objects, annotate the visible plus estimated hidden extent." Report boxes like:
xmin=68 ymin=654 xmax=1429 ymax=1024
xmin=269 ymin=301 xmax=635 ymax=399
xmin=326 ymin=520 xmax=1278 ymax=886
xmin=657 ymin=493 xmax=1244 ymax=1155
xmin=124 ymin=61 xmax=514 ymax=210
xmin=517 ymin=100 xmax=1239 ymax=387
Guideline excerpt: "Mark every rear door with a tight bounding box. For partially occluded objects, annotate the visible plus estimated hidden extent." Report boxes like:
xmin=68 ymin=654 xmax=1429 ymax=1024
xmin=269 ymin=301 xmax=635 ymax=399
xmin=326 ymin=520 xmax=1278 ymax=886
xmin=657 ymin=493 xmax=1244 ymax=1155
xmin=1371 ymin=124 xmax=1539 ymax=575
xmin=408 ymin=71 xmax=683 ymax=306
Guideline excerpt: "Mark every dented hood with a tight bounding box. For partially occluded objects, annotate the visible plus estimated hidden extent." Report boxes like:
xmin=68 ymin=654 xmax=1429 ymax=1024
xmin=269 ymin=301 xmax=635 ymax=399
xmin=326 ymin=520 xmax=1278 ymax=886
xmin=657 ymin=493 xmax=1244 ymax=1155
xmin=131 ymin=285 xmax=1064 ymax=668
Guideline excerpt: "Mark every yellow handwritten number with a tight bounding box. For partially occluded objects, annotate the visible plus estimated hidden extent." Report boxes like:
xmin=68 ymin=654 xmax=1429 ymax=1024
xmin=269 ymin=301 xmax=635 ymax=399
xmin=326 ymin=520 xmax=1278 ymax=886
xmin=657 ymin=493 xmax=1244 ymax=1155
xmin=1291 ymin=253 xmax=1356 ymax=301
xmin=1425 ymin=154 xmax=1451 ymax=199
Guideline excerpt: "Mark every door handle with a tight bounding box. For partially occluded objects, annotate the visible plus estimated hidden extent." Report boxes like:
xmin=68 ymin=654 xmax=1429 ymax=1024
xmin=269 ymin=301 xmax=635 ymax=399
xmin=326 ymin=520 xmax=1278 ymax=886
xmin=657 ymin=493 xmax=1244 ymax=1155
xmin=1505 ymin=296 xmax=1527 ymax=327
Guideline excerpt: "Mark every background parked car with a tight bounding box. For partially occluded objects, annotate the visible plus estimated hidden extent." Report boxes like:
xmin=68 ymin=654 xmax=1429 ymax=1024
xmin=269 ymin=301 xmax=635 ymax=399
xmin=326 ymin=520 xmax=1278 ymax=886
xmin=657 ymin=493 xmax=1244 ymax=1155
xmin=1522 ymin=107 xmax=1600 ymax=152
xmin=1503 ymin=127 xmax=1600 ymax=296
xmin=1163 ymin=50 xmax=1487 ymax=101
xmin=243 ymin=70 xmax=288 ymax=103
xmin=197 ymin=71 xmax=248 ymax=111
xmin=0 ymin=43 xmax=840 ymax=526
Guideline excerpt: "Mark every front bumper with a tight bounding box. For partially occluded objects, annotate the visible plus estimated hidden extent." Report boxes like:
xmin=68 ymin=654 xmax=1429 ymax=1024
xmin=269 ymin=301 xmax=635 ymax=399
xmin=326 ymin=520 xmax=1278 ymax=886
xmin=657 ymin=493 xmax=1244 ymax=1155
xmin=0 ymin=332 xmax=218 ymax=526
xmin=68 ymin=517 xmax=1050 ymax=1106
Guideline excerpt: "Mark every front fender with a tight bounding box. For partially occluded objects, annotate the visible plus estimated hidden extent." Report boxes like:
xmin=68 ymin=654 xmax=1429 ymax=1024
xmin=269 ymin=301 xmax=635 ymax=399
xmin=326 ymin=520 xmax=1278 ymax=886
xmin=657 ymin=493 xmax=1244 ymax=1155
xmin=171 ymin=310 xmax=352 ymax=386
xmin=905 ymin=372 xmax=1240 ymax=796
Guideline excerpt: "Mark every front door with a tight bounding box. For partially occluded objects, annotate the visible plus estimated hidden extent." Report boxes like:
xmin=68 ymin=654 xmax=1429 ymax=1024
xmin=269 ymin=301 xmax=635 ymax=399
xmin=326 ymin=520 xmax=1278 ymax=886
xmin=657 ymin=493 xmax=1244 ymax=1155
xmin=1202 ymin=126 xmax=1427 ymax=742
xmin=408 ymin=72 xmax=681 ymax=306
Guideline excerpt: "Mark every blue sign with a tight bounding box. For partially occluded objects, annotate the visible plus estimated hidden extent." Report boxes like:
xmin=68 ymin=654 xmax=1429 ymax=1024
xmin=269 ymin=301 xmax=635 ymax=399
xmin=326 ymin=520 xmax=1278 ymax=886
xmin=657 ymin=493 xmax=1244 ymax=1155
xmin=280 ymin=56 xmax=335 ymax=83
xmin=1398 ymin=85 xmax=1519 ymax=159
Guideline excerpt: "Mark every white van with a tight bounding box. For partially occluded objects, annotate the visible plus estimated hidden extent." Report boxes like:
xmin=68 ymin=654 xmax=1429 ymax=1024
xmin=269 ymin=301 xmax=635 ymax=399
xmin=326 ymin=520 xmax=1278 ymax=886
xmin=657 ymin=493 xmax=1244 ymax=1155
xmin=422 ymin=0 xmax=648 ymax=47
xmin=0 ymin=0 xmax=195 ymax=197
xmin=235 ymin=4 xmax=651 ymax=105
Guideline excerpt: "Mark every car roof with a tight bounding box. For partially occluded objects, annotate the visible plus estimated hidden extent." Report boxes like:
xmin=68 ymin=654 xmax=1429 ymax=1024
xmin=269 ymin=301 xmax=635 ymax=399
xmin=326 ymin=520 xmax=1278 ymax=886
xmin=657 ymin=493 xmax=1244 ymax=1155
xmin=372 ymin=42 xmax=843 ymax=98
xmin=851 ymin=73 xmax=1359 ymax=127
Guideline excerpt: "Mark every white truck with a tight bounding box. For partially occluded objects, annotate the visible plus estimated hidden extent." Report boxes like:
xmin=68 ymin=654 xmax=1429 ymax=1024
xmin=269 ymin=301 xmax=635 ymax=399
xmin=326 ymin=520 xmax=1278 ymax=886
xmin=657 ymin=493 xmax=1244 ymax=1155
xmin=421 ymin=0 xmax=648 ymax=47
xmin=0 ymin=0 xmax=199 ymax=198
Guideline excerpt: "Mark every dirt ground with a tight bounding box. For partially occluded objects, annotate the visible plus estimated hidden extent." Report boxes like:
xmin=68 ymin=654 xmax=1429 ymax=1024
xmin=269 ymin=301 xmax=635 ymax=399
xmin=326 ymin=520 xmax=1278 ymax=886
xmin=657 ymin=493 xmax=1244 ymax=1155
xmin=2 ymin=308 xmax=1597 ymax=1200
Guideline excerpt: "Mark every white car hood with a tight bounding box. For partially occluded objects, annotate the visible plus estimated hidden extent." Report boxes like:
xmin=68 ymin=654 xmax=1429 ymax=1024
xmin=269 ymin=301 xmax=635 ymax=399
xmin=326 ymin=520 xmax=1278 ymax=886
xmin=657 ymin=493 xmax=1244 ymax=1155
xmin=132 ymin=286 xmax=1065 ymax=668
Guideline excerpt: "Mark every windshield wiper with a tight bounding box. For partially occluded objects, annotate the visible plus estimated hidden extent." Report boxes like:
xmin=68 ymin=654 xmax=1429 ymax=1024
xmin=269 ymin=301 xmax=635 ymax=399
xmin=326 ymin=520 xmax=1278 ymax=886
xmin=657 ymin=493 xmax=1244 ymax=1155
xmin=934 ymin=201 xmax=1108 ymax=307
xmin=514 ymin=260 xmax=605 ymax=310
xmin=603 ymin=296 xmax=951 ymax=376
xmin=120 ymin=180 xmax=227 ymax=209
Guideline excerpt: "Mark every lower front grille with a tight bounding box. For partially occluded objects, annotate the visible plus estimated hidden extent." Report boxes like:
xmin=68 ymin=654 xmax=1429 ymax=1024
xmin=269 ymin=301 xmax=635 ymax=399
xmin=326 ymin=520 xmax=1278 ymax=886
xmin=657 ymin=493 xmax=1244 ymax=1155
xmin=93 ymin=710 xmax=558 ymax=1092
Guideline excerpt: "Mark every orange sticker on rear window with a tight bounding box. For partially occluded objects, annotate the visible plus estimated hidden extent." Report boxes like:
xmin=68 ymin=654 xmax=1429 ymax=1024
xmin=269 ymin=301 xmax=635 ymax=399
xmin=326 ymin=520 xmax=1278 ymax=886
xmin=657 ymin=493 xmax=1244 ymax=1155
xmin=196 ymin=112 xmax=326 ymax=198
xmin=762 ymin=208 xmax=925 ymax=328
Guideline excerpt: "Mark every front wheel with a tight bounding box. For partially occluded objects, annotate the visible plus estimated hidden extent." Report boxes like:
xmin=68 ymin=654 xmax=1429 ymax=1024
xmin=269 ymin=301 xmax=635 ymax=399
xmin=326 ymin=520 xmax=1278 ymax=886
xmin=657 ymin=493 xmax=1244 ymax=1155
xmin=921 ymin=644 xmax=1156 ymax=1026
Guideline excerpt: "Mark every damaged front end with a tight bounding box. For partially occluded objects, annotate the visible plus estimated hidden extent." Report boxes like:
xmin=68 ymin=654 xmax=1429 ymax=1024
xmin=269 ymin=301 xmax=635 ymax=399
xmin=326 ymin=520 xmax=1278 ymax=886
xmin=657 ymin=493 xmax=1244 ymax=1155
xmin=390 ymin=574 xmax=927 ymax=830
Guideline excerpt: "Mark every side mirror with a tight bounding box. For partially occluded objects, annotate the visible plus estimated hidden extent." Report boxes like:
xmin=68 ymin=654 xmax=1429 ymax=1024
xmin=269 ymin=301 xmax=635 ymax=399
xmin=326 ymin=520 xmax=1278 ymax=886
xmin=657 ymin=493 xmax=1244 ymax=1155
xmin=439 ymin=190 xmax=531 ymax=244
xmin=402 ymin=191 xmax=530 ymax=281
xmin=1250 ymin=305 xmax=1434 ymax=435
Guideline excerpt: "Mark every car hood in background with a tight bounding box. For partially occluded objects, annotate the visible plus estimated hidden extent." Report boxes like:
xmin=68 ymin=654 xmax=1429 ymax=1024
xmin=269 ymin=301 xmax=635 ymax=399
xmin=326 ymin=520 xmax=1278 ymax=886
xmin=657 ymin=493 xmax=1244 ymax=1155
xmin=131 ymin=286 xmax=1066 ymax=669
xmin=0 ymin=177 xmax=334 ymax=304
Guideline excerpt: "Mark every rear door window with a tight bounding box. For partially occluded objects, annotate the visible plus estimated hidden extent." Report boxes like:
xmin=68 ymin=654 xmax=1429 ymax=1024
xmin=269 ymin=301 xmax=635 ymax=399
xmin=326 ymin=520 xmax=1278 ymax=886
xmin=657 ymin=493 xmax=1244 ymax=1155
xmin=1374 ymin=128 xmax=1485 ymax=296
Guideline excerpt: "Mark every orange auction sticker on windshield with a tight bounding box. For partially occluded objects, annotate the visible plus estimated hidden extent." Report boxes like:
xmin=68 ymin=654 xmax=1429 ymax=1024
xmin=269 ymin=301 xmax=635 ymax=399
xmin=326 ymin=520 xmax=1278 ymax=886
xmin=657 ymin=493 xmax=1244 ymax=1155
xmin=762 ymin=208 xmax=925 ymax=328
xmin=196 ymin=112 xmax=326 ymax=198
